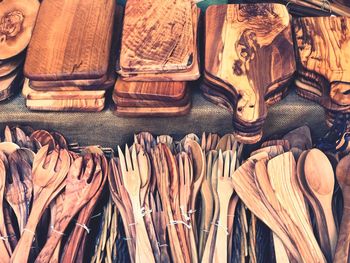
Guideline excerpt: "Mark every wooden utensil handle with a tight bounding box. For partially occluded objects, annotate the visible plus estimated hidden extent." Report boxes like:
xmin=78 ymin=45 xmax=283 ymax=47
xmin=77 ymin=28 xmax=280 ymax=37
xmin=324 ymin=200 xmax=338 ymax=257
xmin=11 ymin=198 xmax=48 ymax=263
xmin=213 ymin=202 xmax=229 ymax=263
xmin=35 ymin=218 xmax=71 ymax=263
xmin=334 ymin=205 xmax=350 ymax=263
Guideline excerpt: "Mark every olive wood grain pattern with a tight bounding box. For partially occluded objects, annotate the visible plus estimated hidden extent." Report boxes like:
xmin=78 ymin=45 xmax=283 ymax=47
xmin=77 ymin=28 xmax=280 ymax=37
xmin=113 ymin=102 xmax=191 ymax=117
xmin=114 ymin=79 xmax=187 ymax=101
xmin=0 ymin=0 xmax=39 ymax=60
xmin=205 ymin=4 xmax=295 ymax=128
xmin=113 ymin=90 xmax=190 ymax=108
xmin=23 ymin=79 xmax=106 ymax=100
xmin=334 ymin=155 xmax=350 ymax=263
xmin=119 ymin=0 xmax=195 ymax=74
xmin=24 ymin=0 xmax=115 ymax=81
xmin=294 ymin=17 xmax=350 ymax=109
xmin=26 ymin=98 xmax=105 ymax=112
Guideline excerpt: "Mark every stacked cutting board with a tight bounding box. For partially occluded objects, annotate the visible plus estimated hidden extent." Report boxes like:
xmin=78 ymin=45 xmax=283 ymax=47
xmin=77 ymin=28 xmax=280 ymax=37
xmin=22 ymin=0 xmax=117 ymax=112
xmin=0 ymin=0 xmax=39 ymax=102
xmin=201 ymin=3 xmax=296 ymax=143
xmin=113 ymin=0 xmax=200 ymax=117
xmin=293 ymin=16 xmax=350 ymax=129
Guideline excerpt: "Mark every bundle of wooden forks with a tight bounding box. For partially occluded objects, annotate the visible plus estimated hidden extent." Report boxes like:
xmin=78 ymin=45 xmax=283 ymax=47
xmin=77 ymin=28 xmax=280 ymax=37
xmin=108 ymin=132 xmax=244 ymax=263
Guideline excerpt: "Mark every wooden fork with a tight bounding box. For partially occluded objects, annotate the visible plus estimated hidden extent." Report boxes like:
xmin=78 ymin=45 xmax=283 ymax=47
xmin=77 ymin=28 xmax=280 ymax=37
xmin=5 ymin=154 xmax=33 ymax=236
xmin=11 ymin=146 xmax=70 ymax=263
xmin=118 ymin=144 xmax=155 ymax=263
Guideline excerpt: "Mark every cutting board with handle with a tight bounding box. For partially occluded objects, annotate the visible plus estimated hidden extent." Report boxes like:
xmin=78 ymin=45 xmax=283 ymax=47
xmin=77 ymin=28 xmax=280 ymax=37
xmin=205 ymin=3 xmax=295 ymax=126
xmin=293 ymin=17 xmax=350 ymax=108
xmin=24 ymin=0 xmax=115 ymax=81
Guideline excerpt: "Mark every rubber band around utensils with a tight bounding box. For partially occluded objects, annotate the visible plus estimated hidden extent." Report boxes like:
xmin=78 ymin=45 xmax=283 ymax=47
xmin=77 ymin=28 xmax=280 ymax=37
xmin=0 ymin=234 xmax=14 ymax=241
xmin=212 ymin=221 xmax=229 ymax=236
xmin=158 ymin=242 xmax=168 ymax=247
xmin=50 ymin=225 xmax=65 ymax=236
xmin=23 ymin=228 xmax=35 ymax=235
xmin=76 ymin=222 xmax=90 ymax=234
xmin=123 ymin=237 xmax=132 ymax=241
xmin=180 ymin=206 xmax=191 ymax=221
xmin=141 ymin=207 xmax=152 ymax=217
xmin=168 ymin=220 xmax=191 ymax=229
xmin=202 ymin=229 xmax=209 ymax=233
xmin=90 ymin=213 xmax=102 ymax=219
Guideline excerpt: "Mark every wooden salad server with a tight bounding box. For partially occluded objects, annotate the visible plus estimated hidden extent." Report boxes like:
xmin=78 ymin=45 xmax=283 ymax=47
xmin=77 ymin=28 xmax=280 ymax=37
xmin=232 ymin=159 xmax=302 ymax=262
xmin=202 ymin=151 xmax=220 ymax=263
xmin=267 ymin=152 xmax=324 ymax=262
xmin=11 ymin=146 xmax=71 ymax=263
xmin=334 ymin=155 xmax=350 ymax=262
xmin=213 ymin=150 xmax=236 ymax=263
xmin=151 ymin=144 xmax=184 ymax=263
xmin=118 ymin=145 xmax=155 ymax=263
xmin=5 ymin=154 xmax=33 ymax=236
xmin=199 ymin=151 xmax=216 ymax=259
xmin=35 ymin=154 xmax=103 ymax=263
xmin=297 ymin=150 xmax=333 ymax=262
xmin=304 ymin=149 xmax=338 ymax=257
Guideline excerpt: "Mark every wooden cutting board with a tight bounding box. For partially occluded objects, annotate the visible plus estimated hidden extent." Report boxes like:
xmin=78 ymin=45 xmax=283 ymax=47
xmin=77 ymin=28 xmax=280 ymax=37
xmin=0 ymin=0 xmax=40 ymax=60
xmin=114 ymin=79 xmax=187 ymax=101
xmin=26 ymin=97 xmax=105 ymax=111
xmin=118 ymin=0 xmax=195 ymax=74
xmin=0 ymin=53 xmax=24 ymax=77
xmin=22 ymin=79 xmax=106 ymax=100
xmin=0 ymin=69 xmax=23 ymax=101
xmin=293 ymin=17 xmax=350 ymax=107
xmin=24 ymin=0 xmax=115 ymax=81
xmin=119 ymin=6 xmax=200 ymax=81
xmin=205 ymin=4 xmax=295 ymax=125
xmin=113 ymin=88 xmax=190 ymax=107
xmin=113 ymin=101 xmax=191 ymax=117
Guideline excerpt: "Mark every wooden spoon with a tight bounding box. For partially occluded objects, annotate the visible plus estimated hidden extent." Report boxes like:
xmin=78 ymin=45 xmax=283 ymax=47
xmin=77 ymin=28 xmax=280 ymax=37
xmin=304 ymin=149 xmax=338 ymax=257
xmin=0 ymin=158 xmax=11 ymax=261
xmin=334 ymin=155 xmax=350 ymax=262
xmin=297 ymin=150 xmax=332 ymax=262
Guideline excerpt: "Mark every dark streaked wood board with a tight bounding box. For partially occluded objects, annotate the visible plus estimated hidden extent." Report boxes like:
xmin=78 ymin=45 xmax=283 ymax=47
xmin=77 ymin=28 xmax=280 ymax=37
xmin=205 ymin=4 xmax=295 ymax=125
xmin=0 ymin=0 xmax=40 ymax=60
xmin=119 ymin=0 xmax=194 ymax=74
xmin=293 ymin=17 xmax=350 ymax=108
xmin=113 ymin=88 xmax=190 ymax=107
xmin=24 ymin=0 xmax=115 ymax=81
xmin=114 ymin=79 xmax=187 ymax=102
xmin=22 ymin=79 xmax=105 ymax=100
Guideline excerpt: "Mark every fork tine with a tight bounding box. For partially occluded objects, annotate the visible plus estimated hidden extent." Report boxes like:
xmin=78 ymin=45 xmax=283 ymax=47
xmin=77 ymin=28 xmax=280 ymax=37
xmin=131 ymin=144 xmax=139 ymax=174
xmin=217 ymin=150 xmax=223 ymax=178
xmin=125 ymin=144 xmax=133 ymax=171
xmin=231 ymin=140 xmax=238 ymax=152
xmin=117 ymin=146 xmax=127 ymax=174
xmin=178 ymin=154 xmax=184 ymax=186
xmin=223 ymin=151 xmax=230 ymax=178
xmin=70 ymin=157 xmax=83 ymax=179
xmin=230 ymin=151 xmax=237 ymax=177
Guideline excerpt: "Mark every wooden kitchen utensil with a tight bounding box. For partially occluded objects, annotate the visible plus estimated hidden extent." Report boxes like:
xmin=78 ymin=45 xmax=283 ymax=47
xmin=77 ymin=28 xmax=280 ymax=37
xmin=11 ymin=146 xmax=71 ymax=263
xmin=297 ymin=150 xmax=333 ymax=262
xmin=35 ymin=154 xmax=103 ymax=263
xmin=0 ymin=0 xmax=40 ymax=60
xmin=334 ymin=155 xmax=350 ymax=263
xmin=304 ymin=149 xmax=337 ymax=257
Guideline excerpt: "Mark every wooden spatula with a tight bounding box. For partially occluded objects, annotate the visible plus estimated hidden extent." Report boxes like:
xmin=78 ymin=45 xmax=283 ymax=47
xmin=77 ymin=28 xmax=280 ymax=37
xmin=334 ymin=155 xmax=350 ymax=262
xmin=304 ymin=149 xmax=338 ymax=257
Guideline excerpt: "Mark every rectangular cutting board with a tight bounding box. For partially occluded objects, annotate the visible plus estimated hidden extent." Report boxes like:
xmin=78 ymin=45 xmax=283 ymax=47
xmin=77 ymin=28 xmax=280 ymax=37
xmin=24 ymin=0 xmax=115 ymax=81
